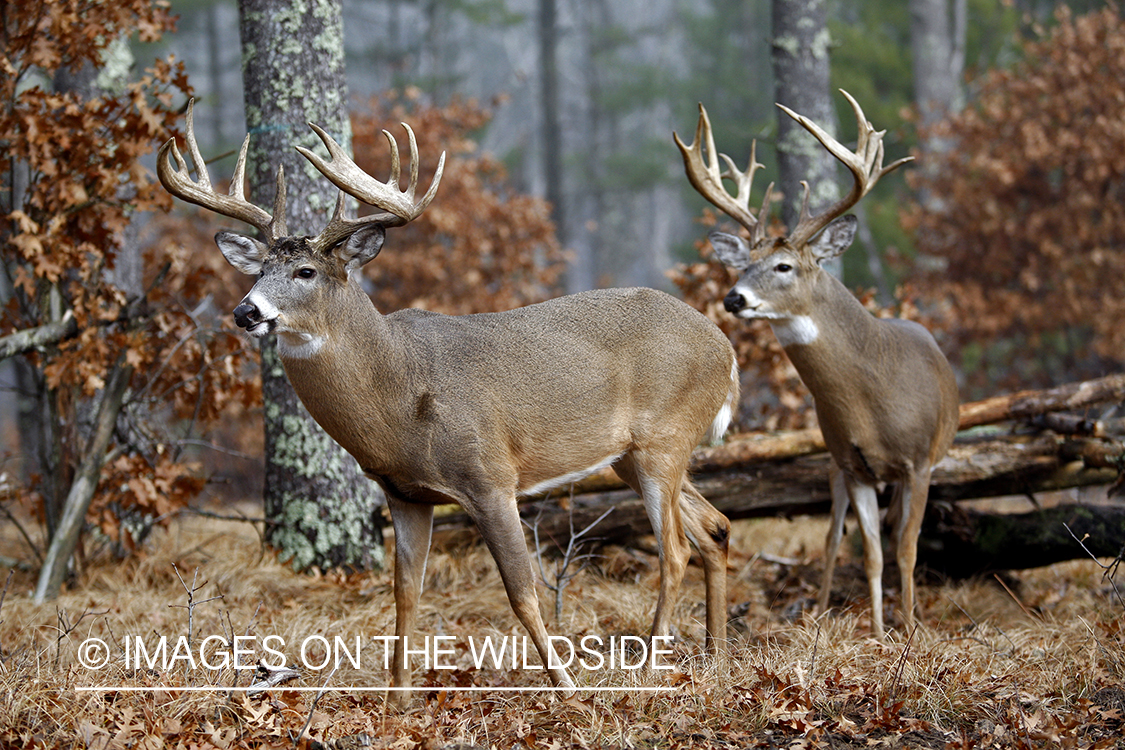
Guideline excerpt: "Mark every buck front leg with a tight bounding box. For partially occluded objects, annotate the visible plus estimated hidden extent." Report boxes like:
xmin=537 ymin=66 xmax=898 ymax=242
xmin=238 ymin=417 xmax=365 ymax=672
xmin=817 ymin=464 xmax=851 ymax=618
xmin=467 ymin=493 xmax=576 ymax=693
xmin=386 ymin=495 xmax=434 ymax=707
xmin=846 ymin=477 xmax=885 ymax=641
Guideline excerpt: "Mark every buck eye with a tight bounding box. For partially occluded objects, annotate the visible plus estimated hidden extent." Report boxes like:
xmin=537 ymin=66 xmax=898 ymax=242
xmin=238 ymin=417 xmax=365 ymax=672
xmin=775 ymin=263 xmax=793 ymax=273
xmin=296 ymin=267 xmax=317 ymax=280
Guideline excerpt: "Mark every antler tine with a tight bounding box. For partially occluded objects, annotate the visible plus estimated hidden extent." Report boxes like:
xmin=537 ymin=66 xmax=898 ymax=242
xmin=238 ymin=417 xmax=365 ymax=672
xmin=156 ymin=99 xmax=280 ymax=240
xmin=674 ymin=103 xmax=767 ymax=241
xmin=780 ymin=89 xmax=913 ymax=248
xmin=300 ymin=122 xmax=445 ymax=253
xmin=298 ymin=123 xmax=445 ymax=228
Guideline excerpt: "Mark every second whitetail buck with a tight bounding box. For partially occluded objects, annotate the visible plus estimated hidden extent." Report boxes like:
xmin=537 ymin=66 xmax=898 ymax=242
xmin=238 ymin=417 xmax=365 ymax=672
xmin=676 ymin=91 xmax=959 ymax=639
xmin=158 ymin=102 xmax=738 ymax=701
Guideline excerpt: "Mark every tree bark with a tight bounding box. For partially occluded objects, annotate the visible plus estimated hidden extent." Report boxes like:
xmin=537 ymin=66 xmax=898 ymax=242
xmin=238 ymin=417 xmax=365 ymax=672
xmin=771 ymin=0 xmax=841 ymax=279
xmin=238 ymin=0 xmax=384 ymax=572
xmin=0 ymin=311 xmax=77 ymax=361
xmin=918 ymin=503 xmax=1125 ymax=577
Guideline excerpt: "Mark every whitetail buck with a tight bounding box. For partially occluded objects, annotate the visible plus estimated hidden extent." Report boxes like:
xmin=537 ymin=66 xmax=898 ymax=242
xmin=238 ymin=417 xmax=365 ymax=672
xmin=676 ymin=91 xmax=959 ymax=639
xmin=158 ymin=102 xmax=738 ymax=701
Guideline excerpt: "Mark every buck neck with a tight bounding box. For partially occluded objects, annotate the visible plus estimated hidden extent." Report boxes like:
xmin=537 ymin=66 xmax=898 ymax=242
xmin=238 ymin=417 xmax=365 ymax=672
xmin=767 ymin=268 xmax=884 ymax=391
xmin=272 ymin=279 xmax=414 ymax=467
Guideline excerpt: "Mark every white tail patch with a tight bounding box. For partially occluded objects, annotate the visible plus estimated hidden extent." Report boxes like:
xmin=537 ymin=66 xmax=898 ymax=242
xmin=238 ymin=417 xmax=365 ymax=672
xmin=705 ymin=361 xmax=739 ymax=444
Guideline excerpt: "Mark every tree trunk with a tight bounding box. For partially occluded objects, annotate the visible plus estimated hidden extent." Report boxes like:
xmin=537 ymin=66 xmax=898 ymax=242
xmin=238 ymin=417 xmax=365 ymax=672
xmin=538 ymin=0 xmax=565 ymax=258
xmin=909 ymin=0 xmax=965 ymax=133
xmin=771 ymin=0 xmax=841 ymax=279
xmin=237 ymin=0 xmax=384 ymax=572
xmin=909 ymin=0 xmax=966 ymax=210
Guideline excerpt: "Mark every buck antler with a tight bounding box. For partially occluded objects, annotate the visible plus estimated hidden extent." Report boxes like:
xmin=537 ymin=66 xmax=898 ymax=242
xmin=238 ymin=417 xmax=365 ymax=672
xmin=781 ymin=90 xmax=913 ymax=248
xmin=157 ymin=99 xmax=289 ymax=241
xmin=674 ymin=103 xmax=774 ymax=243
xmin=298 ymin=123 xmax=446 ymax=253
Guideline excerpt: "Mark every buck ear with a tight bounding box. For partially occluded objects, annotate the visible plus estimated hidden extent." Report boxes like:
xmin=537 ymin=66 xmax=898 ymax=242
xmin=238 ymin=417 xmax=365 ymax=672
xmin=809 ymin=214 xmax=857 ymax=265
xmin=334 ymin=224 xmax=385 ymax=273
xmin=215 ymin=231 xmax=268 ymax=275
xmin=709 ymin=231 xmax=751 ymax=271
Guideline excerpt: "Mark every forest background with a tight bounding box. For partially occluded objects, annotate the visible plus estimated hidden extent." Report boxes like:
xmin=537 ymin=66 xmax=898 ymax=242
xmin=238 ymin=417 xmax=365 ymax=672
xmin=2 ymin=0 xmax=1124 ymax=588
xmin=2 ymin=1 xmax=1125 ymax=746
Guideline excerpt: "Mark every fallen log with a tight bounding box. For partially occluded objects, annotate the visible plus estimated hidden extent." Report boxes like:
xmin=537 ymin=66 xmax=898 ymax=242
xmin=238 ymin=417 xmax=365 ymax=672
xmin=434 ymin=434 xmax=1121 ymax=551
xmin=957 ymin=373 xmax=1125 ymax=430
xmin=918 ymin=502 xmax=1125 ymax=577
xmin=525 ymin=373 xmax=1125 ymax=498
xmin=428 ymin=375 xmax=1125 ymax=570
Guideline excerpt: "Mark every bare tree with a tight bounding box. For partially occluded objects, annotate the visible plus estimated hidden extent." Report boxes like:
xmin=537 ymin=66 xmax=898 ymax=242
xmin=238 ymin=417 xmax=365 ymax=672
xmin=771 ymin=0 xmax=841 ymax=279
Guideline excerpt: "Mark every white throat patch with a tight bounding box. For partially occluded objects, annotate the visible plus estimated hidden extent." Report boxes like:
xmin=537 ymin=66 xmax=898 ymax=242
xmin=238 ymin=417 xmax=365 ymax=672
xmin=278 ymin=332 xmax=327 ymax=359
xmin=770 ymin=315 xmax=819 ymax=347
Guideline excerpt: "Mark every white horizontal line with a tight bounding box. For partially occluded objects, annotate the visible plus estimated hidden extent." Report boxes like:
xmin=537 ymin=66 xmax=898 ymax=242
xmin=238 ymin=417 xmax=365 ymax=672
xmin=75 ymin=685 xmax=677 ymax=693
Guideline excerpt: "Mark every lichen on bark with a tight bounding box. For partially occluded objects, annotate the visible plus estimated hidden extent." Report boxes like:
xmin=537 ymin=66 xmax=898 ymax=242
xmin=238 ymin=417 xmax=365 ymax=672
xmin=237 ymin=0 xmax=385 ymax=572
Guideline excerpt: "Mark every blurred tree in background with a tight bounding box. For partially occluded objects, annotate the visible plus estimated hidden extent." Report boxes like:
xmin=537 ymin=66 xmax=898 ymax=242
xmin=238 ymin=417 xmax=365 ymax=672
xmin=906 ymin=6 xmax=1125 ymax=396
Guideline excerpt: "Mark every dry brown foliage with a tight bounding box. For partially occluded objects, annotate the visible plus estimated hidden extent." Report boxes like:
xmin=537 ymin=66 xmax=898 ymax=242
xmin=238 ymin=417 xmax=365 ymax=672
xmin=1 ymin=0 xmax=260 ymax=548
xmin=352 ymin=90 xmax=566 ymax=316
xmin=1 ymin=506 xmax=1121 ymax=748
xmin=905 ymin=7 xmax=1125 ymax=393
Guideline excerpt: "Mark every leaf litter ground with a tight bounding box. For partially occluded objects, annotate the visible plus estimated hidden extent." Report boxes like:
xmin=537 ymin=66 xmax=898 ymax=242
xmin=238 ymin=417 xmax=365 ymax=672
xmin=1 ymin=502 xmax=1122 ymax=749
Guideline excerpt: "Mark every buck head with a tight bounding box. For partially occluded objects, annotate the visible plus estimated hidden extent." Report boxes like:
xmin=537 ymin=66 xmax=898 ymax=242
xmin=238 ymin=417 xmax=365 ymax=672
xmin=218 ymin=226 xmax=386 ymax=355
xmin=157 ymin=100 xmax=443 ymax=353
xmin=709 ymin=214 xmax=856 ymax=323
xmin=675 ymin=90 xmax=910 ymax=334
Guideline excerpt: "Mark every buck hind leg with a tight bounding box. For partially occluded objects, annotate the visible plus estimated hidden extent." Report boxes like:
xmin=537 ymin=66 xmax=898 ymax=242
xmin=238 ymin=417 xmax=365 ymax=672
xmin=677 ymin=482 xmax=730 ymax=653
xmin=386 ymin=495 xmax=435 ymax=706
xmin=890 ymin=466 xmax=931 ymax=633
xmin=613 ymin=452 xmax=692 ymax=643
xmin=464 ymin=492 xmax=575 ymax=692
xmin=817 ymin=464 xmax=850 ymax=617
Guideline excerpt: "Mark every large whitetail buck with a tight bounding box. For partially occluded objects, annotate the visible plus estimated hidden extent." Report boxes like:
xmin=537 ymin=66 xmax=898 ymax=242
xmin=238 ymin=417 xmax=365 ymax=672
xmin=675 ymin=91 xmax=959 ymax=639
xmin=157 ymin=102 xmax=738 ymax=700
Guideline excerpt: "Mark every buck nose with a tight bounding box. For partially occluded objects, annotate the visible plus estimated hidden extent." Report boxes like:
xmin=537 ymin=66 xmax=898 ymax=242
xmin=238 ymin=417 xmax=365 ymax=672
xmin=233 ymin=301 xmax=261 ymax=329
xmin=723 ymin=290 xmax=746 ymax=314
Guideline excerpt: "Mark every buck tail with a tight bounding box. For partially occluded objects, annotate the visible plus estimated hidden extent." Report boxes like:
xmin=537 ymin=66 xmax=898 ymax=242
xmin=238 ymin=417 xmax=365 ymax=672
xmin=705 ymin=361 xmax=739 ymax=445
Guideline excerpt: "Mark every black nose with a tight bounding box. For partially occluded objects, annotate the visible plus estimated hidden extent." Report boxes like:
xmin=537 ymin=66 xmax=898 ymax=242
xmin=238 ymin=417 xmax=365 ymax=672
xmin=723 ymin=291 xmax=745 ymax=314
xmin=233 ymin=302 xmax=260 ymax=329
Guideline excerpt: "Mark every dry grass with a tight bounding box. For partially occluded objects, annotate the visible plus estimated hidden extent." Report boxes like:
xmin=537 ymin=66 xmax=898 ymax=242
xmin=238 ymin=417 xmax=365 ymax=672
xmin=1 ymin=505 xmax=1122 ymax=749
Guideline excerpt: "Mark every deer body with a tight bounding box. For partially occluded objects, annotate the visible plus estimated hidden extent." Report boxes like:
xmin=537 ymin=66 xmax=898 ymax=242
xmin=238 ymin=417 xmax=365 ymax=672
xmin=763 ymin=269 xmax=957 ymax=485
xmin=678 ymin=91 xmax=959 ymax=639
xmin=159 ymin=104 xmax=737 ymax=703
xmin=271 ymin=281 xmax=735 ymax=504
